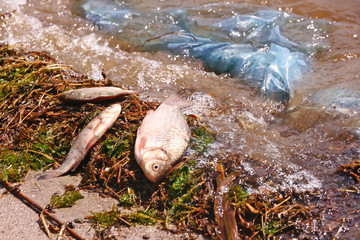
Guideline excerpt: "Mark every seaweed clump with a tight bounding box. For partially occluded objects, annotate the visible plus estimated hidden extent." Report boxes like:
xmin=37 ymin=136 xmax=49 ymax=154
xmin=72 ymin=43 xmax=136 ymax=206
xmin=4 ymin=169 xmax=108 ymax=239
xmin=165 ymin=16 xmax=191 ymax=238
xmin=0 ymin=43 xmax=152 ymax=183
xmin=50 ymin=186 xmax=84 ymax=208
xmin=90 ymin=159 xmax=320 ymax=239
xmin=0 ymin=44 xmax=70 ymax=181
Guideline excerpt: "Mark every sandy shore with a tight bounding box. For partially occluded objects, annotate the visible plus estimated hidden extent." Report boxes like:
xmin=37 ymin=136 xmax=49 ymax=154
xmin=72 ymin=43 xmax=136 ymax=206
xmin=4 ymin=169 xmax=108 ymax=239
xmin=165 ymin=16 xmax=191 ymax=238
xmin=0 ymin=171 xmax=187 ymax=240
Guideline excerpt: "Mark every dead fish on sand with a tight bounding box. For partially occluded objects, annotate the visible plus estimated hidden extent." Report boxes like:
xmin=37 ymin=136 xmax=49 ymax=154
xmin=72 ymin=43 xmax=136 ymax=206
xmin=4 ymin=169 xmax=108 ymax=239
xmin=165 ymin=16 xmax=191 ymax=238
xmin=134 ymin=94 xmax=192 ymax=183
xmin=58 ymin=87 xmax=137 ymax=103
xmin=39 ymin=104 xmax=122 ymax=180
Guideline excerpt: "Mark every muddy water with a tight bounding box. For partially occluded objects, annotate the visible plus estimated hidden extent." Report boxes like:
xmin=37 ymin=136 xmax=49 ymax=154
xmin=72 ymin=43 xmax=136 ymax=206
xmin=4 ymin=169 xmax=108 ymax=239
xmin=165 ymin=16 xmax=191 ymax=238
xmin=1 ymin=0 xmax=360 ymax=237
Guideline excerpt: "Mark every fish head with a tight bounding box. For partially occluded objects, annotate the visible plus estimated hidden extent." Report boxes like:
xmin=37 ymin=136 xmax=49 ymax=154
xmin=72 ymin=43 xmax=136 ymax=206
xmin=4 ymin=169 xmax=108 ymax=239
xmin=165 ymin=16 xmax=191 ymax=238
xmin=141 ymin=149 xmax=171 ymax=183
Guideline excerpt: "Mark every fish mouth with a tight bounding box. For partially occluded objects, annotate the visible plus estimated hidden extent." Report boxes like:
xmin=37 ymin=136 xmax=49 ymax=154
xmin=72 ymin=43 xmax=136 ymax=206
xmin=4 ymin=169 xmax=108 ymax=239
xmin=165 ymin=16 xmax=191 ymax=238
xmin=144 ymin=171 xmax=164 ymax=183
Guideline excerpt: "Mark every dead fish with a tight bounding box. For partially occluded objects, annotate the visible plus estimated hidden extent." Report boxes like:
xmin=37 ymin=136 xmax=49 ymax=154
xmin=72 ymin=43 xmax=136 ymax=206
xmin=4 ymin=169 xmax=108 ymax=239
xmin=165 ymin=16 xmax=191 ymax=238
xmin=58 ymin=87 xmax=137 ymax=103
xmin=134 ymin=94 xmax=192 ymax=183
xmin=39 ymin=104 xmax=121 ymax=180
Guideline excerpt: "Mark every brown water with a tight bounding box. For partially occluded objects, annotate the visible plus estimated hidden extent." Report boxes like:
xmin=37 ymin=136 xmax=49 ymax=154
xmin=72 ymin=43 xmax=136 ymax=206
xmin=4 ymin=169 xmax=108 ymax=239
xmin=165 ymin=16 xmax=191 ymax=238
xmin=1 ymin=0 xmax=360 ymax=238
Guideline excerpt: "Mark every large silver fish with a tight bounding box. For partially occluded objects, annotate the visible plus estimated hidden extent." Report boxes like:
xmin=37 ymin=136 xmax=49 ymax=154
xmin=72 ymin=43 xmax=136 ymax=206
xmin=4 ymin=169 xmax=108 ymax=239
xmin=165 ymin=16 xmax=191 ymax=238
xmin=39 ymin=104 xmax=121 ymax=179
xmin=58 ymin=87 xmax=137 ymax=103
xmin=134 ymin=94 xmax=192 ymax=183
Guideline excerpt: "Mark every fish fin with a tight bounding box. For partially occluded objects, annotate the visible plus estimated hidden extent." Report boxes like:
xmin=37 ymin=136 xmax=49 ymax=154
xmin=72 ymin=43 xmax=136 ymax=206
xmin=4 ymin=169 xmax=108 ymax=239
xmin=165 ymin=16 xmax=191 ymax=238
xmin=163 ymin=94 xmax=192 ymax=109
xmin=134 ymin=136 xmax=146 ymax=161
xmin=37 ymin=170 xmax=61 ymax=180
xmin=71 ymin=157 xmax=84 ymax=171
xmin=145 ymin=109 xmax=155 ymax=116
xmin=137 ymin=136 xmax=147 ymax=151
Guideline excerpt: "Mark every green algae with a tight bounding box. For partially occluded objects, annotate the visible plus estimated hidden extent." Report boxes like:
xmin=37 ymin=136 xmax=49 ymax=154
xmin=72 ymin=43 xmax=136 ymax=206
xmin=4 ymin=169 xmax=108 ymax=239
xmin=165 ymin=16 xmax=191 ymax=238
xmin=91 ymin=206 xmax=121 ymax=231
xmin=101 ymin=134 xmax=132 ymax=160
xmin=118 ymin=188 xmax=138 ymax=207
xmin=227 ymin=185 xmax=248 ymax=208
xmin=165 ymin=162 xmax=209 ymax=222
xmin=0 ymin=150 xmax=23 ymax=182
xmin=88 ymin=159 xmax=214 ymax=236
xmin=0 ymin=128 xmax=59 ymax=182
xmin=0 ymin=44 xmax=73 ymax=182
xmin=166 ymin=161 xmax=195 ymax=199
xmin=0 ymin=125 xmax=70 ymax=182
xmin=127 ymin=209 xmax=162 ymax=225
xmin=50 ymin=190 xmax=84 ymax=208
xmin=188 ymin=116 xmax=215 ymax=155
xmin=91 ymin=207 xmax=162 ymax=233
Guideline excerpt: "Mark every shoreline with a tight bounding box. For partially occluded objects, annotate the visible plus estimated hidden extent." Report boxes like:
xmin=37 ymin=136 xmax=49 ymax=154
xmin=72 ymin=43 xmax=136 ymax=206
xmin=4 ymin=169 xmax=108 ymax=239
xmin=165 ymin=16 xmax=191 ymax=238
xmin=1 ymin=44 xmax=359 ymax=239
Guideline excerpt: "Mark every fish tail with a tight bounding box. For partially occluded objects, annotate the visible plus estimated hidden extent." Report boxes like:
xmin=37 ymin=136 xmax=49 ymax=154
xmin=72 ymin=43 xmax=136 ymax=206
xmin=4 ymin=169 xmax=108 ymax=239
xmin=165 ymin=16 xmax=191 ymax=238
xmin=37 ymin=170 xmax=61 ymax=180
xmin=163 ymin=94 xmax=192 ymax=109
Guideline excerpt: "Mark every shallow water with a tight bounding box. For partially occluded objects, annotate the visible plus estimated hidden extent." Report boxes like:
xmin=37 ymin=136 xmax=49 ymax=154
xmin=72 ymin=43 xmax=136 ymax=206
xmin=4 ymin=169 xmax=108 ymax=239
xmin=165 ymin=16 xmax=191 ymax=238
xmin=1 ymin=0 xmax=360 ymax=238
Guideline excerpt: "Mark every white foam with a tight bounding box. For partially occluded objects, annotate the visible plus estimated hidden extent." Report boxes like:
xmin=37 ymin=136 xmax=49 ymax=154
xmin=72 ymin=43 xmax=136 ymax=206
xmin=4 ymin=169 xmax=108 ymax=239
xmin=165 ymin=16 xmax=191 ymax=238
xmin=279 ymin=169 xmax=323 ymax=191
xmin=0 ymin=0 xmax=26 ymax=12
xmin=184 ymin=92 xmax=216 ymax=118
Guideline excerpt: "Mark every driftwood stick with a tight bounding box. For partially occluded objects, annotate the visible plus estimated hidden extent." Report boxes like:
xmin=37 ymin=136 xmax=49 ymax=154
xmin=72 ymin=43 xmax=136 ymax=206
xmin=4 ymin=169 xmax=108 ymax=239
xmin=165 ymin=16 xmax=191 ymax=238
xmin=40 ymin=210 xmax=53 ymax=240
xmin=0 ymin=180 xmax=85 ymax=240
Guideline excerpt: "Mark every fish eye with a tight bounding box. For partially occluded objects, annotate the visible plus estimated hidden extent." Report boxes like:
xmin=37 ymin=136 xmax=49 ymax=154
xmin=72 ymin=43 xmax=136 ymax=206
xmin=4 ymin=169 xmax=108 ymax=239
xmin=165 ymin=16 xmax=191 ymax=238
xmin=153 ymin=164 xmax=160 ymax=171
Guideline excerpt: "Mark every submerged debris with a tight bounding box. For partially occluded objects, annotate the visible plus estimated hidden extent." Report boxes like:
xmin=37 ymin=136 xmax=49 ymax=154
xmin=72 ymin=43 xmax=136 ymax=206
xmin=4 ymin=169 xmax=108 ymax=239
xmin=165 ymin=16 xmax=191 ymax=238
xmin=337 ymin=160 xmax=360 ymax=185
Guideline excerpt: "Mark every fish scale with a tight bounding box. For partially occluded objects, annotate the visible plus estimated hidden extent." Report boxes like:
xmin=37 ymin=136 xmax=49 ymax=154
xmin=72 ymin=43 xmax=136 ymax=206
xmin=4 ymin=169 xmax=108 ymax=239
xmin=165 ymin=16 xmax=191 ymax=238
xmin=157 ymin=116 xmax=189 ymax=160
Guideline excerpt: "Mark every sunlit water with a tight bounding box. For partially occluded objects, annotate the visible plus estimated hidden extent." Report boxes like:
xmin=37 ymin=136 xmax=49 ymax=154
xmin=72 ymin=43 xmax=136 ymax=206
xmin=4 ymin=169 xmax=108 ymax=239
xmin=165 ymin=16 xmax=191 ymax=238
xmin=1 ymin=0 xmax=360 ymax=237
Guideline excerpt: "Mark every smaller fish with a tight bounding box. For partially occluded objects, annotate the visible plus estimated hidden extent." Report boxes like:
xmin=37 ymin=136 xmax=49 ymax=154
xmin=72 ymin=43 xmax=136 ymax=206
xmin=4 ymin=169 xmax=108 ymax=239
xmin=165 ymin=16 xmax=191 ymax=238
xmin=135 ymin=94 xmax=192 ymax=183
xmin=58 ymin=87 xmax=137 ymax=103
xmin=39 ymin=104 xmax=121 ymax=180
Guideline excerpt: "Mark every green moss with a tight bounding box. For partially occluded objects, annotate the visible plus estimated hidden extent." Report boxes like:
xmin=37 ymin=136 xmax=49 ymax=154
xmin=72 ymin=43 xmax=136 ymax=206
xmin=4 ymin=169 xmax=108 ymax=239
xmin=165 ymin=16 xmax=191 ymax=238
xmin=0 ymin=60 xmax=46 ymax=99
xmin=101 ymin=134 xmax=132 ymax=160
xmin=91 ymin=207 xmax=161 ymax=231
xmin=118 ymin=188 xmax=138 ymax=207
xmin=0 ymin=125 xmax=70 ymax=182
xmin=127 ymin=209 xmax=162 ymax=225
xmin=160 ymin=160 xmax=211 ymax=227
xmin=50 ymin=190 xmax=84 ymax=208
xmin=0 ymin=82 xmax=11 ymax=99
xmin=190 ymin=124 xmax=215 ymax=155
xmin=0 ymin=151 xmax=22 ymax=182
xmin=167 ymin=164 xmax=193 ymax=199
xmin=0 ymin=147 xmax=56 ymax=182
xmin=264 ymin=220 xmax=282 ymax=237
xmin=91 ymin=206 xmax=121 ymax=231
xmin=227 ymin=185 xmax=248 ymax=207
